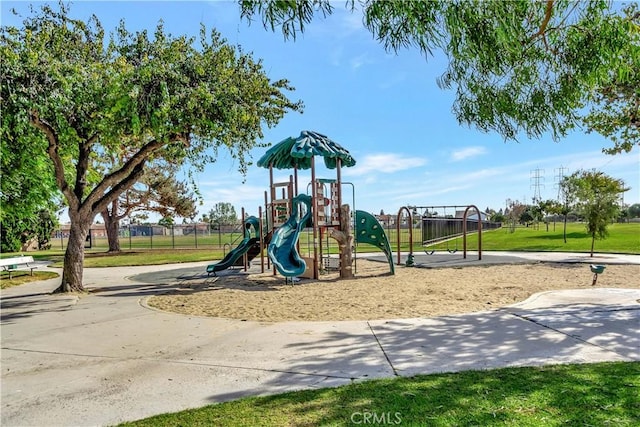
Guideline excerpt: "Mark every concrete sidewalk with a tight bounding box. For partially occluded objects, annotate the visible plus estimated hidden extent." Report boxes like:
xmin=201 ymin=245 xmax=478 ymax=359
xmin=1 ymin=253 xmax=639 ymax=426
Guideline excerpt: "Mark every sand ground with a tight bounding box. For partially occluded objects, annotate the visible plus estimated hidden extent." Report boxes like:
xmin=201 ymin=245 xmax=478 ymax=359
xmin=146 ymin=260 xmax=639 ymax=322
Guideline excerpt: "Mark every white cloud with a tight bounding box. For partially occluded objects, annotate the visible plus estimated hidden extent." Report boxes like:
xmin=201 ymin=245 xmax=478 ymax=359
xmin=329 ymin=46 xmax=344 ymax=67
xmin=350 ymin=53 xmax=372 ymax=70
xmin=450 ymin=146 xmax=488 ymax=162
xmin=338 ymin=8 xmax=366 ymax=33
xmin=345 ymin=153 xmax=428 ymax=177
xmin=391 ymin=184 xmax=473 ymax=202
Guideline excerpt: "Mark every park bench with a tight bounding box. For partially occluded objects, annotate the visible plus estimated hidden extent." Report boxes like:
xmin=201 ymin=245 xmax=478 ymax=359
xmin=0 ymin=256 xmax=39 ymax=279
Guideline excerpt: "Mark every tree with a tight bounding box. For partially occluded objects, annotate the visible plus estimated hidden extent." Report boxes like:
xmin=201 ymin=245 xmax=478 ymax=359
xmin=240 ymin=0 xmax=639 ymax=153
xmin=505 ymin=199 xmax=526 ymax=232
xmin=558 ymin=176 xmax=581 ymax=243
xmin=583 ymin=4 xmax=640 ymax=154
xmin=158 ymin=216 xmax=174 ymax=228
xmin=519 ymin=209 xmax=534 ymax=226
xmin=1 ymin=4 xmax=302 ymax=292
xmin=100 ymin=163 xmax=197 ymax=252
xmin=628 ymin=203 xmax=640 ymax=218
xmin=207 ymin=202 xmax=238 ymax=230
xmin=1 ymin=118 xmax=61 ymax=252
xmin=491 ymin=211 xmax=506 ymax=223
xmin=540 ymin=199 xmax=563 ymax=231
xmin=0 ymin=208 xmax=59 ymax=252
xmin=564 ymin=170 xmax=629 ymax=256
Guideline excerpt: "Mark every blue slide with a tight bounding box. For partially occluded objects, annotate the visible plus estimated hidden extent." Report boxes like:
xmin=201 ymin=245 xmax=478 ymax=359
xmin=207 ymin=216 xmax=260 ymax=276
xmin=268 ymin=194 xmax=312 ymax=277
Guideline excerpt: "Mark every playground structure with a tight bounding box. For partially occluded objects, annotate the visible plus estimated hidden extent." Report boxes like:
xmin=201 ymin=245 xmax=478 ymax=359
xmin=395 ymin=205 xmax=502 ymax=266
xmin=207 ymin=130 xmax=395 ymax=280
xmin=206 ymin=215 xmax=273 ymax=276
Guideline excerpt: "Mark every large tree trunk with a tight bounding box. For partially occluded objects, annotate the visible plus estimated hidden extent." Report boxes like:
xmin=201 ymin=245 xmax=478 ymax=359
xmin=102 ymin=209 xmax=121 ymax=252
xmin=55 ymin=223 xmax=89 ymax=293
xmin=590 ymin=233 xmax=595 ymax=257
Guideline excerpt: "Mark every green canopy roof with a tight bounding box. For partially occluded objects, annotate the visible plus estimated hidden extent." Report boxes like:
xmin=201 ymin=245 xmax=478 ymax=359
xmin=257 ymin=130 xmax=356 ymax=170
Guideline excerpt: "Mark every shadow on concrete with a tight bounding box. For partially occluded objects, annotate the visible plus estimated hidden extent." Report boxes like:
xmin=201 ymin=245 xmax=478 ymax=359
xmin=202 ymin=305 xmax=638 ymax=417
xmin=1 ymin=292 xmax=77 ymax=324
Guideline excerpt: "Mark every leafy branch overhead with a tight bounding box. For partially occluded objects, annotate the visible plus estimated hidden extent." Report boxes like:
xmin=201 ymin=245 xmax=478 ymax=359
xmin=241 ymin=0 xmax=639 ymax=153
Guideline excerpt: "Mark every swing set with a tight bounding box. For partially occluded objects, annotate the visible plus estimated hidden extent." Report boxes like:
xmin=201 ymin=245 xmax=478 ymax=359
xmin=422 ymin=206 xmax=464 ymax=254
xmin=396 ymin=205 xmax=484 ymax=265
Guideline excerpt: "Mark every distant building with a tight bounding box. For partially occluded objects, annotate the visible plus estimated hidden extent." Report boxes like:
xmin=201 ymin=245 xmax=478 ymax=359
xmin=375 ymin=214 xmax=396 ymax=227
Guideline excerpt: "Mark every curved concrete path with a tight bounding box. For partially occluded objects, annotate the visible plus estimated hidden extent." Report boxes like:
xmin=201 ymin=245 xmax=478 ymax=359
xmin=1 ymin=253 xmax=639 ymax=426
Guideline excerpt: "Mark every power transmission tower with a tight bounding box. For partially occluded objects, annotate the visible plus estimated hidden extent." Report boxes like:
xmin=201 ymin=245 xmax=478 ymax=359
xmin=554 ymin=166 xmax=568 ymax=200
xmin=530 ymin=168 xmax=545 ymax=204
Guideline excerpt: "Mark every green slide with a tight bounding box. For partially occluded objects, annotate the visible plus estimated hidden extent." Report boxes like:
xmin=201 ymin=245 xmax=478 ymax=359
xmin=355 ymin=210 xmax=395 ymax=274
xmin=207 ymin=216 xmax=260 ymax=276
xmin=268 ymin=194 xmax=312 ymax=277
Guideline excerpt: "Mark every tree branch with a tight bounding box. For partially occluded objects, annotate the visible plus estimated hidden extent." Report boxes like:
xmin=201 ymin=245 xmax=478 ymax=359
xmin=91 ymin=163 xmax=146 ymax=215
xmin=74 ymin=141 xmax=92 ymax=201
xmin=29 ymin=110 xmax=78 ymax=211
xmin=84 ymin=132 xmax=189 ymax=217
xmin=530 ymin=0 xmax=555 ymax=41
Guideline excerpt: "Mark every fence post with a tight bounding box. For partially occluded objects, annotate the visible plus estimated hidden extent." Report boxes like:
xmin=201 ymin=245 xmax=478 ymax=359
xmin=194 ymin=223 xmax=198 ymax=249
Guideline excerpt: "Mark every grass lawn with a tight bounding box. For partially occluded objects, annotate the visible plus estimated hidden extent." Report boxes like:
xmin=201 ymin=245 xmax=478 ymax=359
xmin=0 ymin=270 xmax=59 ymax=289
xmin=119 ymin=361 xmax=640 ymax=426
xmin=37 ymin=249 xmax=223 ymax=268
xmin=385 ymin=222 xmax=639 ymax=255
xmin=463 ymin=222 xmax=640 ymax=253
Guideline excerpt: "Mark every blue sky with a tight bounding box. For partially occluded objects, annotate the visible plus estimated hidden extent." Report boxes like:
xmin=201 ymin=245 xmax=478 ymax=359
xmin=3 ymin=1 xmax=639 ymax=220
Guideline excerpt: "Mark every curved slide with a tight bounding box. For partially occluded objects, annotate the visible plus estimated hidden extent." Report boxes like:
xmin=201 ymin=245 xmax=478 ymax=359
xmin=207 ymin=216 xmax=260 ymax=276
xmin=355 ymin=210 xmax=395 ymax=275
xmin=268 ymin=194 xmax=312 ymax=277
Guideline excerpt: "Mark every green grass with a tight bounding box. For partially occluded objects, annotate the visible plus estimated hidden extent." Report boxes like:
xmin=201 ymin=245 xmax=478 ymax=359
xmin=48 ymin=249 xmax=225 ymax=268
xmin=2 ymin=248 xmax=228 ymax=268
xmin=119 ymin=361 xmax=640 ymax=427
xmin=0 ymin=270 xmax=59 ymax=289
xmin=400 ymin=222 xmax=640 ymax=255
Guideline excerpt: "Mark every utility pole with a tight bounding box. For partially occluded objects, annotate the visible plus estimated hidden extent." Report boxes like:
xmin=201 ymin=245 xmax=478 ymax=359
xmin=530 ymin=168 xmax=545 ymax=204
xmin=554 ymin=166 xmax=568 ymax=200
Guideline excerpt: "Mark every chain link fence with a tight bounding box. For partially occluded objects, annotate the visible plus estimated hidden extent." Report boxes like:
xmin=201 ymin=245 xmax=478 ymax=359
xmin=52 ymin=223 xmax=245 ymax=251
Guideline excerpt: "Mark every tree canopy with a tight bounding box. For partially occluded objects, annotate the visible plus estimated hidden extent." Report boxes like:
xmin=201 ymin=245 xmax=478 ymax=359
xmin=240 ymin=0 xmax=640 ymax=154
xmin=1 ymin=97 xmax=61 ymax=252
xmin=562 ymin=170 xmax=628 ymax=255
xmin=1 ymin=3 xmax=302 ymax=291
xmin=204 ymin=202 xmax=239 ymax=227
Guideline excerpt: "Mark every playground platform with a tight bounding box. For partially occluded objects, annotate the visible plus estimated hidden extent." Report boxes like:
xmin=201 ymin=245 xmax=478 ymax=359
xmin=1 ymin=252 xmax=638 ymax=426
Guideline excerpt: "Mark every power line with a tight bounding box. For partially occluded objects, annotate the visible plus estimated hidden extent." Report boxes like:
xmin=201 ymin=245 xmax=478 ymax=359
xmin=530 ymin=168 xmax=545 ymax=203
xmin=554 ymin=165 xmax=568 ymax=200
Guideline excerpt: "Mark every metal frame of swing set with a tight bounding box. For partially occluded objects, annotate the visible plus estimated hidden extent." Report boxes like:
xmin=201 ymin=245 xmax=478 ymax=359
xmin=421 ymin=207 xmax=464 ymax=254
xmin=395 ymin=205 xmax=484 ymax=265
